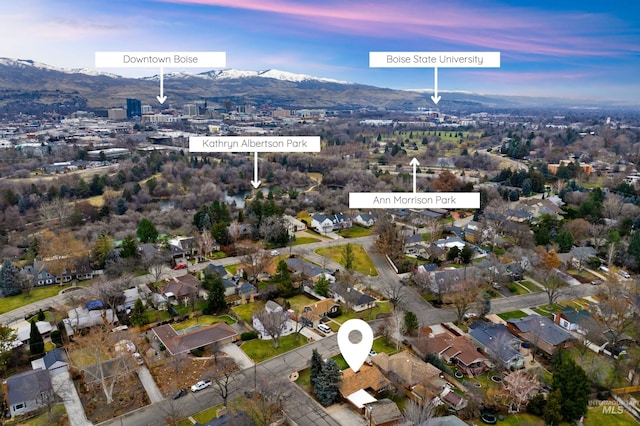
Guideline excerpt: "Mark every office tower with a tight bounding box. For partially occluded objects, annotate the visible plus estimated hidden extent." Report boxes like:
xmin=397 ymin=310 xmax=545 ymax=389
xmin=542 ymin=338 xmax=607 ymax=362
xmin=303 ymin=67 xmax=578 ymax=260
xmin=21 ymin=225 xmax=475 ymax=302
xmin=126 ymin=98 xmax=142 ymax=118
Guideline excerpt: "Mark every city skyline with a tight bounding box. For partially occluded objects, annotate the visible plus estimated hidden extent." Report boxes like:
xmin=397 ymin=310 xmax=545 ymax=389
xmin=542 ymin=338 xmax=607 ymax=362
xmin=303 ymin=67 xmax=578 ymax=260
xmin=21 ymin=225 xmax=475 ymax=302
xmin=1 ymin=0 xmax=639 ymax=102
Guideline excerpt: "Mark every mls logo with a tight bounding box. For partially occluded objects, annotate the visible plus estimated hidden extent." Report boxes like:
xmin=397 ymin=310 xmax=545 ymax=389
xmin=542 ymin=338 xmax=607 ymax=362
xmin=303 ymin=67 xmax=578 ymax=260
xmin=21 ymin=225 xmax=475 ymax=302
xmin=602 ymin=405 xmax=624 ymax=415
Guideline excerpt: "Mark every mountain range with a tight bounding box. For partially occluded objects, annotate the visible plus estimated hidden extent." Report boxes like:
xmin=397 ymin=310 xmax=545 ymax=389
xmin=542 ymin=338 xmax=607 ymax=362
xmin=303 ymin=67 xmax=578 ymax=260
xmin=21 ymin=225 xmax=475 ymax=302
xmin=0 ymin=57 xmax=623 ymax=114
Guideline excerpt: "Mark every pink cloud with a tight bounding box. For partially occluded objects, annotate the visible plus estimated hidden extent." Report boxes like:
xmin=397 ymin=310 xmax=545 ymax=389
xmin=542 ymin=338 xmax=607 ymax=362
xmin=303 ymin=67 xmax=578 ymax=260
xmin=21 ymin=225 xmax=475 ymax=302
xmin=155 ymin=0 xmax=639 ymax=57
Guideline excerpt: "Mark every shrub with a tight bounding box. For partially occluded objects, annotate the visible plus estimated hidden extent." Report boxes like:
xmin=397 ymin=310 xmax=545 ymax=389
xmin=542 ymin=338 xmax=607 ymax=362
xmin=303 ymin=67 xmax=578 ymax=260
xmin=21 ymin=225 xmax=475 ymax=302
xmin=51 ymin=330 xmax=63 ymax=347
xmin=241 ymin=331 xmax=259 ymax=341
xmin=327 ymin=306 xmax=342 ymax=318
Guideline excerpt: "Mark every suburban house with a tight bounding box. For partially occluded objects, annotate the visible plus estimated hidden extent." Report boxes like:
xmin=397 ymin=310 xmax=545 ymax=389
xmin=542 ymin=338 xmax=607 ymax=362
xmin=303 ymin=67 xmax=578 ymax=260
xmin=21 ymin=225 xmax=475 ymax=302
xmin=206 ymin=264 xmax=230 ymax=279
xmin=283 ymin=214 xmax=307 ymax=234
xmin=237 ymin=282 xmax=257 ymax=299
xmin=297 ymin=298 xmax=340 ymax=328
xmin=364 ymin=399 xmax=403 ymax=426
xmin=340 ymin=363 xmax=392 ymax=401
xmin=507 ymin=315 xmax=575 ymax=356
xmin=372 ymin=351 xmax=467 ymax=410
xmin=20 ymin=258 xmax=97 ymax=287
xmin=222 ymin=278 xmax=237 ymax=297
xmin=6 ymin=369 xmax=53 ymax=417
xmin=468 ymin=321 xmax=525 ymax=370
xmin=354 ymin=213 xmax=376 ymax=228
xmin=411 ymin=332 xmax=490 ymax=376
xmin=152 ymin=322 xmax=238 ymax=356
xmin=311 ymin=213 xmax=351 ymax=234
xmin=63 ymin=307 xmax=118 ymax=336
xmin=161 ymin=274 xmax=201 ymax=305
xmin=252 ymin=301 xmax=294 ymax=340
xmin=31 ymin=348 xmax=69 ymax=375
xmin=552 ymin=307 xmax=617 ymax=352
xmin=15 ymin=321 xmax=52 ymax=344
xmin=329 ymin=281 xmax=376 ymax=312
xmin=120 ymin=287 xmax=144 ymax=311
xmin=285 ymin=257 xmax=333 ymax=281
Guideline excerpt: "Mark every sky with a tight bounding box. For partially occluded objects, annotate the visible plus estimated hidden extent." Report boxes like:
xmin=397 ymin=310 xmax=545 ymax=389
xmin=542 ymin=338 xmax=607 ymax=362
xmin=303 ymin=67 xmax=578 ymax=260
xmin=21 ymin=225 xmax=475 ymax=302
xmin=2 ymin=0 xmax=639 ymax=102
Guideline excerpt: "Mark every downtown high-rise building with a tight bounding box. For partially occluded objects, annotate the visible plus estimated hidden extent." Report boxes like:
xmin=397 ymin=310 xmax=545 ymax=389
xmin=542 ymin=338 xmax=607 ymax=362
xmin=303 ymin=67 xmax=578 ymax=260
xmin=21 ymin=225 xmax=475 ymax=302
xmin=126 ymin=98 xmax=142 ymax=118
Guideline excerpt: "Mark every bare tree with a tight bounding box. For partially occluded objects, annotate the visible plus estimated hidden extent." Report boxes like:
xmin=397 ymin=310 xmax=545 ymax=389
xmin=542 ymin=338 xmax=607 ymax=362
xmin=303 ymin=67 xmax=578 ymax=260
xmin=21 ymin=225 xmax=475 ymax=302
xmin=443 ymin=279 xmax=482 ymax=324
xmin=539 ymin=270 xmax=564 ymax=309
xmin=253 ymin=309 xmax=290 ymax=349
xmin=242 ymin=377 xmax=288 ymax=426
xmin=198 ymin=229 xmax=216 ymax=260
xmin=159 ymin=396 xmax=186 ymax=426
xmin=90 ymin=275 xmax=131 ymax=309
xmin=380 ymin=281 xmax=408 ymax=311
xmin=503 ymin=370 xmax=539 ymax=413
xmin=68 ymin=323 xmax=137 ymax=404
xmin=239 ymin=245 xmax=272 ymax=286
xmin=210 ymin=357 xmax=239 ymax=408
xmin=403 ymin=398 xmax=435 ymax=425
xmin=589 ymin=223 xmax=609 ymax=252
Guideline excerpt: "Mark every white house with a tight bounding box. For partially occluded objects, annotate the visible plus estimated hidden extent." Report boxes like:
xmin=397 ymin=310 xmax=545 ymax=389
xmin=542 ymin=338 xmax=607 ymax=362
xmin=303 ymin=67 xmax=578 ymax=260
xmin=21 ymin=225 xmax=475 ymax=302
xmin=311 ymin=213 xmax=351 ymax=234
xmin=252 ymin=300 xmax=294 ymax=339
xmin=354 ymin=213 xmax=376 ymax=228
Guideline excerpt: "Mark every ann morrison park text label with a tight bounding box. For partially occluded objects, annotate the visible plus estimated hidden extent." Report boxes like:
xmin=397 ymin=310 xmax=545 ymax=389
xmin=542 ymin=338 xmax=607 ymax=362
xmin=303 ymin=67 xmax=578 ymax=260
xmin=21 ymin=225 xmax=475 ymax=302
xmin=349 ymin=192 xmax=480 ymax=209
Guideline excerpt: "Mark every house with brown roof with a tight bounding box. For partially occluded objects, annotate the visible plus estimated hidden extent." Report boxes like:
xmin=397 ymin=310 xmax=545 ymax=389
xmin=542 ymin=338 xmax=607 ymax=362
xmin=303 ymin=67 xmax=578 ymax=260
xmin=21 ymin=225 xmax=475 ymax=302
xmin=161 ymin=274 xmax=201 ymax=305
xmin=298 ymin=298 xmax=340 ymax=328
xmin=364 ymin=399 xmax=403 ymax=426
xmin=152 ymin=322 xmax=238 ymax=356
xmin=340 ymin=363 xmax=392 ymax=401
xmin=411 ymin=332 xmax=490 ymax=376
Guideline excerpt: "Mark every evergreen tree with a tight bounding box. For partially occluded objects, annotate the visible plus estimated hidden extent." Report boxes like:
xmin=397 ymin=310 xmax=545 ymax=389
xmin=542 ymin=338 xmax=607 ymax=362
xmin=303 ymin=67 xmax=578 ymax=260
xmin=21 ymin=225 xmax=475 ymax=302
xmin=310 ymin=349 xmax=323 ymax=387
xmin=341 ymin=243 xmax=355 ymax=271
xmin=29 ymin=319 xmax=44 ymax=356
xmin=314 ymin=275 xmax=330 ymax=297
xmin=137 ymin=218 xmax=159 ymax=243
xmin=120 ymin=235 xmax=139 ymax=258
xmin=314 ymin=359 xmax=342 ymax=406
xmin=129 ymin=298 xmax=147 ymax=326
xmin=404 ymin=311 xmax=419 ymax=336
xmin=556 ymin=231 xmax=574 ymax=253
xmin=552 ymin=351 xmax=590 ymax=422
xmin=0 ymin=258 xmax=21 ymax=297
xmin=460 ymin=245 xmax=474 ymax=264
xmin=544 ymin=390 xmax=563 ymax=426
xmin=92 ymin=232 xmax=113 ymax=269
xmin=203 ymin=271 xmax=226 ymax=314
xmin=275 ymin=260 xmax=296 ymax=298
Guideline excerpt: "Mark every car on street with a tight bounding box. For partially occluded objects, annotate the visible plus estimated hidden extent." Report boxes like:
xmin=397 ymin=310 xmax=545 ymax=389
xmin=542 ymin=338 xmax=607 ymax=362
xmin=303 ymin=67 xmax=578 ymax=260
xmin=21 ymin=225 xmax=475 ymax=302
xmin=173 ymin=263 xmax=187 ymax=270
xmin=618 ymin=270 xmax=631 ymax=279
xmin=270 ymin=250 xmax=280 ymax=256
xmin=590 ymin=279 xmax=602 ymax=285
xmin=172 ymin=388 xmax=187 ymax=399
xmin=191 ymin=380 xmax=212 ymax=392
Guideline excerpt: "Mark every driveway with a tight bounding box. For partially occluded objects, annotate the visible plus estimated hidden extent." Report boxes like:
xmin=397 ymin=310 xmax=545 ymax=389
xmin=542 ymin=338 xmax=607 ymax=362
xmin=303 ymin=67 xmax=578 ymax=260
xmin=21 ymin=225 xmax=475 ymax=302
xmin=51 ymin=370 xmax=92 ymax=426
xmin=137 ymin=366 xmax=163 ymax=403
xmin=220 ymin=343 xmax=254 ymax=369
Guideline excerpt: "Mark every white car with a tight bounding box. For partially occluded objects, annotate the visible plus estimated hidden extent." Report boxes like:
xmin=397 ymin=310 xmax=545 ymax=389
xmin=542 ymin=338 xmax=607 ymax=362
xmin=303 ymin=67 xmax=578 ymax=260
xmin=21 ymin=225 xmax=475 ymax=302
xmin=464 ymin=312 xmax=477 ymax=319
xmin=270 ymin=250 xmax=280 ymax=256
xmin=190 ymin=380 xmax=212 ymax=392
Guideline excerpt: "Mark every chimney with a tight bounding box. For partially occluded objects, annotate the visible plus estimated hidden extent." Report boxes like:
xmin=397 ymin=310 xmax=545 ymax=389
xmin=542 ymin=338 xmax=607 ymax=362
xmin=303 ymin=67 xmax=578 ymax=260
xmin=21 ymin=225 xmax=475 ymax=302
xmin=554 ymin=311 xmax=561 ymax=325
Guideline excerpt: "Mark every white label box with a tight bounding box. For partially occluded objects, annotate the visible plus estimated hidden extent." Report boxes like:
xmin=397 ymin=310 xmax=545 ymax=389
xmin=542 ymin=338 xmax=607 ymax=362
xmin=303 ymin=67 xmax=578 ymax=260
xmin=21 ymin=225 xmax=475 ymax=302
xmin=189 ymin=136 xmax=321 ymax=153
xmin=95 ymin=51 xmax=226 ymax=68
xmin=370 ymin=52 xmax=500 ymax=68
xmin=349 ymin=192 xmax=480 ymax=209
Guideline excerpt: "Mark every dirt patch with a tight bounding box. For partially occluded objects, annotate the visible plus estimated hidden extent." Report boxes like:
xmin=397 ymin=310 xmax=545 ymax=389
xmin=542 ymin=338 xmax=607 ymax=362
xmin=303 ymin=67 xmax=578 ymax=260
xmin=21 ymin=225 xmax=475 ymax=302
xmin=148 ymin=354 xmax=220 ymax=396
xmin=74 ymin=372 xmax=150 ymax=423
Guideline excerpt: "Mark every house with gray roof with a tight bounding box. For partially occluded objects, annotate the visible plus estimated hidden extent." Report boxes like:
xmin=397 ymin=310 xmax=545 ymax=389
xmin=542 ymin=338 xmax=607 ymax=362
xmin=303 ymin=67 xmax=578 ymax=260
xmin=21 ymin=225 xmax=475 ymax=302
xmin=507 ymin=315 xmax=575 ymax=356
xmin=6 ymin=369 xmax=53 ymax=417
xmin=330 ymin=281 xmax=376 ymax=312
xmin=285 ymin=257 xmax=332 ymax=280
xmin=468 ymin=321 xmax=524 ymax=370
xmin=311 ymin=213 xmax=351 ymax=234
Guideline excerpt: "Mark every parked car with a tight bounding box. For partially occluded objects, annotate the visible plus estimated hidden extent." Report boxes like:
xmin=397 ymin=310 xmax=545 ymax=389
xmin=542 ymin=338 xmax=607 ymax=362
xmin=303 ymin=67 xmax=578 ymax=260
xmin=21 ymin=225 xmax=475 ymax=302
xmin=173 ymin=263 xmax=187 ymax=270
xmin=590 ymin=279 xmax=602 ymax=285
xmin=270 ymin=250 xmax=280 ymax=256
xmin=618 ymin=270 xmax=631 ymax=279
xmin=464 ymin=312 xmax=477 ymax=319
xmin=191 ymin=380 xmax=212 ymax=392
xmin=317 ymin=324 xmax=332 ymax=334
xmin=172 ymin=388 xmax=187 ymax=399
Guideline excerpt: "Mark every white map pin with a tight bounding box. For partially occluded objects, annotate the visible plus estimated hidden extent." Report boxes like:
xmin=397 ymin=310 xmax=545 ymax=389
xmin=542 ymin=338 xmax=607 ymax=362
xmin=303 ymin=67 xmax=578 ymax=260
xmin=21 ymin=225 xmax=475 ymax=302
xmin=337 ymin=319 xmax=374 ymax=373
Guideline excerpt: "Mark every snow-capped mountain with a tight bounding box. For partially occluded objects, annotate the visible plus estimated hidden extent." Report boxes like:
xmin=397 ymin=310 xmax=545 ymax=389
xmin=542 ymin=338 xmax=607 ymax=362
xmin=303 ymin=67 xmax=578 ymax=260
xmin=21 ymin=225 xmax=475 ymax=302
xmin=142 ymin=68 xmax=353 ymax=85
xmin=0 ymin=58 xmax=122 ymax=79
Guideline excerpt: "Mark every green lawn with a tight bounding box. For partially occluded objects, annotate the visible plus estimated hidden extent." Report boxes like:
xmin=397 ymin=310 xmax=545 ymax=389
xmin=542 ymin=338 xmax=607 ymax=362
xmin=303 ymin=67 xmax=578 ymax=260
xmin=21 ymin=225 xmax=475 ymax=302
xmin=292 ymin=236 xmax=321 ymax=246
xmin=173 ymin=315 xmax=236 ymax=331
xmin=226 ymin=264 xmax=239 ymax=275
xmin=316 ymin=244 xmax=378 ymax=276
xmin=519 ymin=280 xmax=541 ymax=292
xmin=497 ymin=310 xmax=529 ymax=321
xmin=0 ymin=284 xmax=84 ymax=314
xmin=287 ymin=294 xmax=319 ymax=312
xmin=506 ymin=282 xmax=529 ymax=295
xmin=372 ymin=336 xmax=398 ymax=354
xmin=210 ymin=251 xmax=227 ymax=259
xmin=532 ymin=303 xmax=564 ymax=317
xmin=332 ymin=354 xmax=348 ymax=369
xmin=332 ymin=301 xmax=393 ymax=324
xmin=338 ymin=225 xmax=374 ymax=238
xmin=584 ymin=406 xmax=639 ymax=426
xmin=22 ymin=404 xmax=67 ymax=426
xmin=145 ymin=309 xmax=172 ymax=323
xmin=568 ymin=346 xmax=626 ymax=388
xmin=232 ymin=301 xmax=265 ymax=323
xmin=240 ymin=333 xmax=306 ymax=363
xmin=496 ymin=413 xmax=545 ymax=426
xmin=193 ymin=404 xmax=223 ymax=423
xmin=296 ymin=367 xmax=312 ymax=391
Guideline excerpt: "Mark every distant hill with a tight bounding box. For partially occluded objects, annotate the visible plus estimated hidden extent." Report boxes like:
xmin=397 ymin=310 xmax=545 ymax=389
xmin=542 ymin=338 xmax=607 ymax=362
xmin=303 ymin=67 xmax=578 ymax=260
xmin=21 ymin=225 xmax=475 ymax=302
xmin=0 ymin=57 xmax=623 ymax=113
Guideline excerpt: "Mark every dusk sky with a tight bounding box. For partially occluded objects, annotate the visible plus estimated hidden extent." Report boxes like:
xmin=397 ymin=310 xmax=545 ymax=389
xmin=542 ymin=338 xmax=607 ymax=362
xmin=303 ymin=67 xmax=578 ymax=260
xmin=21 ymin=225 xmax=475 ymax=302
xmin=2 ymin=0 xmax=639 ymax=102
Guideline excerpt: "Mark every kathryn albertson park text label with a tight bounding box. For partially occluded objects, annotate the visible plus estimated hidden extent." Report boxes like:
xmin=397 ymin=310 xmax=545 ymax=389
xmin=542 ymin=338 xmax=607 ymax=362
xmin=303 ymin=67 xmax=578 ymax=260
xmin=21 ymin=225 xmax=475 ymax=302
xmin=188 ymin=136 xmax=321 ymax=153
